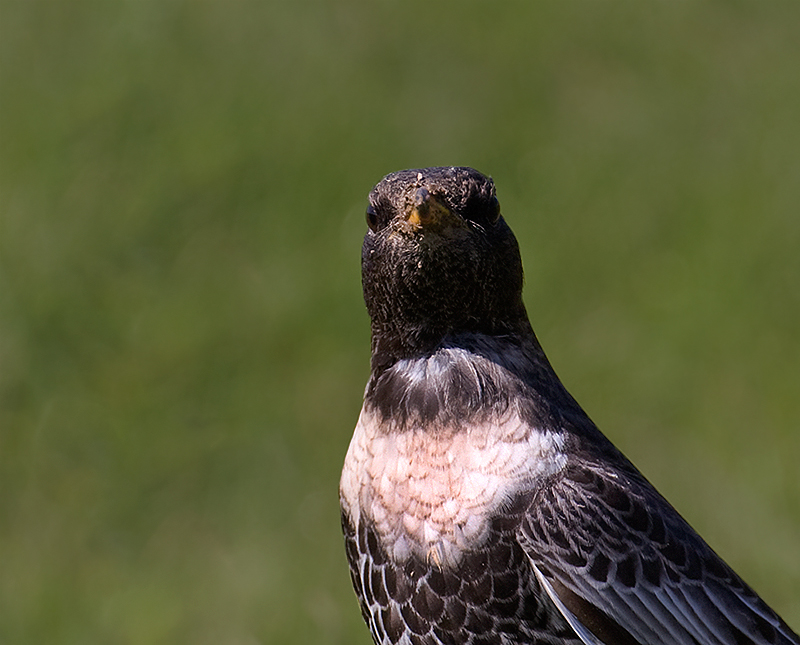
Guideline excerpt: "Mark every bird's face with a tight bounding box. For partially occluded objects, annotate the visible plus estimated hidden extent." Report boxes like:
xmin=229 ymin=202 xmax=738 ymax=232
xmin=362 ymin=167 xmax=527 ymax=366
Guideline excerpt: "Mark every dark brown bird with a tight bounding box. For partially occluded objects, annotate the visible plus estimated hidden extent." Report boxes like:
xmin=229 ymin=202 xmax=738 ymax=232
xmin=340 ymin=166 xmax=799 ymax=645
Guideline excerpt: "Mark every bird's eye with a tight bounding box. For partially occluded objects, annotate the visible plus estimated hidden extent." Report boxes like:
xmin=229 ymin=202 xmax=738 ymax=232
xmin=488 ymin=196 xmax=501 ymax=224
xmin=366 ymin=204 xmax=379 ymax=232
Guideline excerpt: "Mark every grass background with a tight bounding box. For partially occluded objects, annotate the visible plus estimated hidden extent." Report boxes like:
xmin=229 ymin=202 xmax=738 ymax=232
xmin=1 ymin=1 xmax=799 ymax=643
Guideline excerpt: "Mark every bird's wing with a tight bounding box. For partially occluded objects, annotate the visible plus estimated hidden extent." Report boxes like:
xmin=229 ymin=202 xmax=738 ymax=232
xmin=518 ymin=461 xmax=800 ymax=645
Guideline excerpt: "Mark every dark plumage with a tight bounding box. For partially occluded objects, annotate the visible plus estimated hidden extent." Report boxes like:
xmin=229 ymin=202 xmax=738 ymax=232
xmin=340 ymin=166 xmax=799 ymax=645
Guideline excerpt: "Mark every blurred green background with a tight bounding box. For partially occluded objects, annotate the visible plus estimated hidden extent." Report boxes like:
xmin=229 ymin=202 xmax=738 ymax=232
xmin=1 ymin=1 xmax=799 ymax=642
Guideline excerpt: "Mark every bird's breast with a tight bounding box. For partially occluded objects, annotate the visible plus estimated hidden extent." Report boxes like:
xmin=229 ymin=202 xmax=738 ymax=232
xmin=340 ymin=406 xmax=567 ymax=568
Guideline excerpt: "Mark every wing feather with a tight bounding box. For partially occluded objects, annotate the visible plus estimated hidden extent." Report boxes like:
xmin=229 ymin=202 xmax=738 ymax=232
xmin=519 ymin=461 xmax=800 ymax=645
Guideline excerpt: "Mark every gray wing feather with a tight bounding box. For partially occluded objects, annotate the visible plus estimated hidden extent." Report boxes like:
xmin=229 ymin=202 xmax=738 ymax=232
xmin=533 ymin=564 xmax=605 ymax=645
xmin=519 ymin=462 xmax=800 ymax=645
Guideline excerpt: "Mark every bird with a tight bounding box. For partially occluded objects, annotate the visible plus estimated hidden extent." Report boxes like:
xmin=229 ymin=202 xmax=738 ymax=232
xmin=339 ymin=166 xmax=799 ymax=645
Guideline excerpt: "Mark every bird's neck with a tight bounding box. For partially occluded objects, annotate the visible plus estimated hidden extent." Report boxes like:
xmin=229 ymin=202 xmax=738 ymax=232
xmin=369 ymin=304 xmax=531 ymax=374
xmin=364 ymin=329 xmax=572 ymax=432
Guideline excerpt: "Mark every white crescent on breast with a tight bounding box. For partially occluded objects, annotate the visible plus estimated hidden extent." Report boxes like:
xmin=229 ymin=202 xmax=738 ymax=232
xmin=340 ymin=406 xmax=567 ymax=568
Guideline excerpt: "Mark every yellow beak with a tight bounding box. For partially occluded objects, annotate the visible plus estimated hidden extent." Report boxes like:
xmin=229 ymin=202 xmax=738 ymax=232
xmin=407 ymin=188 xmax=452 ymax=228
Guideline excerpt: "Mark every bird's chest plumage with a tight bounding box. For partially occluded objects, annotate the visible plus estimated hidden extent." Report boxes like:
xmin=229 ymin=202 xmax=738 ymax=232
xmin=339 ymin=408 xmax=575 ymax=644
xmin=342 ymin=508 xmax=579 ymax=645
xmin=340 ymin=407 xmax=566 ymax=569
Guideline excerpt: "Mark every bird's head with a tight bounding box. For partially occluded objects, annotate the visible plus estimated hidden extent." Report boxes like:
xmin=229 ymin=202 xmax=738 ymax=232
xmin=362 ymin=167 xmax=529 ymax=372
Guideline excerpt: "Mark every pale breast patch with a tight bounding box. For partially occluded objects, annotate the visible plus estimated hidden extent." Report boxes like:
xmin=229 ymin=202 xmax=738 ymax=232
xmin=340 ymin=407 xmax=567 ymax=567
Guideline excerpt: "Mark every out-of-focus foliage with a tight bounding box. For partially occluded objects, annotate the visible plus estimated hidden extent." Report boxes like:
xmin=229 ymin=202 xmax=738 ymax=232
xmin=1 ymin=1 xmax=798 ymax=642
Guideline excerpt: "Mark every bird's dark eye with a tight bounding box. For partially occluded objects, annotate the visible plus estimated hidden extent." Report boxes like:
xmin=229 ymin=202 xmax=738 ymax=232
xmin=463 ymin=194 xmax=501 ymax=226
xmin=366 ymin=204 xmax=379 ymax=232
xmin=488 ymin=196 xmax=501 ymax=224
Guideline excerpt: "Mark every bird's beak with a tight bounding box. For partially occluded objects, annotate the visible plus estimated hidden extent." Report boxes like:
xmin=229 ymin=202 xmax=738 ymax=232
xmin=407 ymin=188 xmax=452 ymax=229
